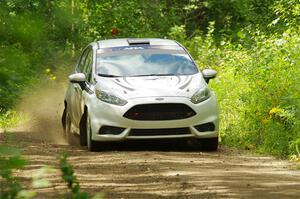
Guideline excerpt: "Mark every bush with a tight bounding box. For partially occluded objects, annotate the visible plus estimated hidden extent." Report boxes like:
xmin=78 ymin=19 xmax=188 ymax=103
xmin=169 ymin=24 xmax=300 ymax=158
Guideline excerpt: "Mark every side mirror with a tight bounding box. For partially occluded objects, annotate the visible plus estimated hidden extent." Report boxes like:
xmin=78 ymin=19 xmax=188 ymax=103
xmin=202 ymin=69 xmax=217 ymax=83
xmin=69 ymin=73 xmax=86 ymax=83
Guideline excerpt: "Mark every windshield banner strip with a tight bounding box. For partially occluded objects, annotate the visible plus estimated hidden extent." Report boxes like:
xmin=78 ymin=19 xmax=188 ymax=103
xmin=97 ymin=49 xmax=186 ymax=56
xmin=97 ymin=45 xmax=184 ymax=54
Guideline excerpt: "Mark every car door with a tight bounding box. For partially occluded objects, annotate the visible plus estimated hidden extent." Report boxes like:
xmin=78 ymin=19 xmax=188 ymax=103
xmin=70 ymin=47 xmax=91 ymax=127
xmin=77 ymin=47 xmax=94 ymax=122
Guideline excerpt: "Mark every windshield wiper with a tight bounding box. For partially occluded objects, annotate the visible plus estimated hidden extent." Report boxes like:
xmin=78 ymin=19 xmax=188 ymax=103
xmin=131 ymin=74 xmax=176 ymax=77
xmin=98 ymin=74 xmax=121 ymax=77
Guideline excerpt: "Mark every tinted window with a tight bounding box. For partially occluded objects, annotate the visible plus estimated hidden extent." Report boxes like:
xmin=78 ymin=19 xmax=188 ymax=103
xmin=96 ymin=50 xmax=198 ymax=77
xmin=77 ymin=49 xmax=89 ymax=72
xmin=83 ymin=49 xmax=93 ymax=81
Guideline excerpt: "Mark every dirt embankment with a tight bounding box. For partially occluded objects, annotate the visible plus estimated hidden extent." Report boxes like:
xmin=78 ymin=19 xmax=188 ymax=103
xmin=1 ymin=80 xmax=300 ymax=199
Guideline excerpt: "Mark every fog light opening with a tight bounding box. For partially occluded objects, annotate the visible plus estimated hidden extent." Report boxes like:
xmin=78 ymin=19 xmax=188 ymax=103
xmin=194 ymin=123 xmax=215 ymax=132
xmin=99 ymin=126 xmax=125 ymax=135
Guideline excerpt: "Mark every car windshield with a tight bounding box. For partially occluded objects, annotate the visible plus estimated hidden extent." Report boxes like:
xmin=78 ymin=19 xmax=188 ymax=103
xmin=96 ymin=49 xmax=198 ymax=77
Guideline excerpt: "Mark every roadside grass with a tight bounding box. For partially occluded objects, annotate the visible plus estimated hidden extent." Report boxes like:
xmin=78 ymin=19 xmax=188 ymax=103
xmin=169 ymin=24 xmax=300 ymax=159
xmin=0 ymin=111 xmax=22 ymax=132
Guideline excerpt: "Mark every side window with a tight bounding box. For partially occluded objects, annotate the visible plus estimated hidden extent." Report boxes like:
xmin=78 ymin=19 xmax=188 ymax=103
xmin=83 ymin=49 xmax=93 ymax=82
xmin=76 ymin=48 xmax=89 ymax=73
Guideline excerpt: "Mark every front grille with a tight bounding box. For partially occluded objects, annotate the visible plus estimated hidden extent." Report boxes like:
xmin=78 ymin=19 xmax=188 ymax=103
xmin=123 ymin=103 xmax=196 ymax=121
xmin=129 ymin=128 xmax=191 ymax=136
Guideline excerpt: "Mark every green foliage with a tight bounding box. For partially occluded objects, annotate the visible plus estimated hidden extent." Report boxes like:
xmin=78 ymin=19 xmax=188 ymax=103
xmin=78 ymin=0 xmax=185 ymax=39
xmin=0 ymin=145 xmax=29 ymax=199
xmin=0 ymin=145 xmax=55 ymax=199
xmin=0 ymin=0 xmax=83 ymax=112
xmin=223 ymin=28 xmax=300 ymax=158
xmin=272 ymin=0 xmax=300 ymax=27
xmin=0 ymin=145 xmax=58 ymax=198
xmin=0 ymin=111 xmax=21 ymax=130
xmin=0 ymin=146 xmax=103 ymax=198
xmin=0 ymin=46 xmax=33 ymax=110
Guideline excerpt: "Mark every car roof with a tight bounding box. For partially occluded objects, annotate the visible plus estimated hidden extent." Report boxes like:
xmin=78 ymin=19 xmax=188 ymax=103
xmin=97 ymin=38 xmax=180 ymax=49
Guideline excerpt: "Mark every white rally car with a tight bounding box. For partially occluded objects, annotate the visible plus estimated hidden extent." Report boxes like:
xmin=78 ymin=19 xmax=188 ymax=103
xmin=62 ymin=38 xmax=219 ymax=151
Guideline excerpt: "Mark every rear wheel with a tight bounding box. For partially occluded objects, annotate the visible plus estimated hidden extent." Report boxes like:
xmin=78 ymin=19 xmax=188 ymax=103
xmin=61 ymin=107 xmax=67 ymax=133
xmin=64 ymin=112 xmax=72 ymax=144
xmin=86 ymin=114 xmax=98 ymax=151
xmin=196 ymin=137 xmax=218 ymax=151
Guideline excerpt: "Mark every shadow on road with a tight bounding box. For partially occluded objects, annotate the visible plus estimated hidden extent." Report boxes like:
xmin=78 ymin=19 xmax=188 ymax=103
xmin=88 ymin=139 xmax=219 ymax=152
xmin=1 ymin=130 xmax=221 ymax=152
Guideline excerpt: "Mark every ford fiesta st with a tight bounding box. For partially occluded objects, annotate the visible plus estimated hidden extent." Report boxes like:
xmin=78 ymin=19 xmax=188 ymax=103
xmin=62 ymin=38 xmax=219 ymax=151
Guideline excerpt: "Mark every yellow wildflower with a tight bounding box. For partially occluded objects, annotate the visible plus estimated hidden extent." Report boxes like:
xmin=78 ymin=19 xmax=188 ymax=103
xmin=269 ymin=107 xmax=283 ymax=115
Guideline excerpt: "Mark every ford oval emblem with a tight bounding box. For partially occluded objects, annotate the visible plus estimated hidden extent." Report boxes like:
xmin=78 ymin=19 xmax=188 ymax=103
xmin=155 ymin=98 xmax=164 ymax=101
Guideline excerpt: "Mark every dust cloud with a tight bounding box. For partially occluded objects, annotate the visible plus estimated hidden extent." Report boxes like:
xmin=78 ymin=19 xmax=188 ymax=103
xmin=14 ymin=80 xmax=68 ymax=145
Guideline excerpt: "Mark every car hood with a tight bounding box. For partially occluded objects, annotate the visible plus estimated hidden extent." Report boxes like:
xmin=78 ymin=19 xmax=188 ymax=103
xmin=95 ymin=73 xmax=207 ymax=100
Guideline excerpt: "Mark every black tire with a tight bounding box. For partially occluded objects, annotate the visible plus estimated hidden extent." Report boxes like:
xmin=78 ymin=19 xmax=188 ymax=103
xmin=61 ymin=107 xmax=67 ymax=133
xmin=86 ymin=113 xmax=98 ymax=152
xmin=79 ymin=111 xmax=88 ymax=146
xmin=196 ymin=137 xmax=218 ymax=151
xmin=64 ymin=112 xmax=73 ymax=145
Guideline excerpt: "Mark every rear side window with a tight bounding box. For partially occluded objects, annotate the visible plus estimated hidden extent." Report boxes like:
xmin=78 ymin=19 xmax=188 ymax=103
xmin=83 ymin=49 xmax=93 ymax=82
xmin=77 ymin=47 xmax=93 ymax=82
xmin=77 ymin=49 xmax=88 ymax=73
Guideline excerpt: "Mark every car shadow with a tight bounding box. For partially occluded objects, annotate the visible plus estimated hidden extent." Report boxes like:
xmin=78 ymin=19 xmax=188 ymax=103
xmin=0 ymin=130 xmax=219 ymax=153
xmin=90 ymin=138 xmax=219 ymax=152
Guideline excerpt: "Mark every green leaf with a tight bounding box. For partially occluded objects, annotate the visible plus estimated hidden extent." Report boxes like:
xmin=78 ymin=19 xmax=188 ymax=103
xmin=237 ymin=31 xmax=246 ymax=39
xmin=31 ymin=166 xmax=56 ymax=178
xmin=32 ymin=179 xmax=52 ymax=189
xmin=0 ymin=157 xmax=26 ymax=170
xmin=0 ymin=145 xmax=21 ymax=156
xmin=91 ymin=193 xmax=105 ymax=199
xmin=16 ymin=190 xmax=37 ymax=199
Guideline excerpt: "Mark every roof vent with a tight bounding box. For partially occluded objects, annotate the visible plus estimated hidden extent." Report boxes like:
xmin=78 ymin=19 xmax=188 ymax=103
xmin=127 ymin=39 xmax=150 ymax=45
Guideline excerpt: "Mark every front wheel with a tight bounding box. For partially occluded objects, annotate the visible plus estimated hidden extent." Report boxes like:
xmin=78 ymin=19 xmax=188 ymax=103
xmin=195 ymin=137 xmax=218 ymax=151
xmin=79 ymin=111 xmax=87 ymax=146
xmin=86 ymin=114 xmax=98 ymax=151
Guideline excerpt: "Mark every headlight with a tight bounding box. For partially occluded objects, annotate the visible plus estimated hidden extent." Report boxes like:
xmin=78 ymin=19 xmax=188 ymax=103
xmin=95 ymin=90 xmax=127 ymax=106
xmin=191 ymin=87 xmax=211 ymax=104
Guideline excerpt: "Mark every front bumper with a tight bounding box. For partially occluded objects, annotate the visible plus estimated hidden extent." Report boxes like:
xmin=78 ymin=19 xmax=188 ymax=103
xmin=86 ymin=94 xmax=219 ymax=141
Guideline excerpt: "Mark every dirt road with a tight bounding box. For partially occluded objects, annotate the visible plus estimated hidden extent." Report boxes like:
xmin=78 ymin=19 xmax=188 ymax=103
xmin=1 ymin=130 xmax=300 ymax=199
xmin=1 ymin=84 xmax=300 ymax=199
